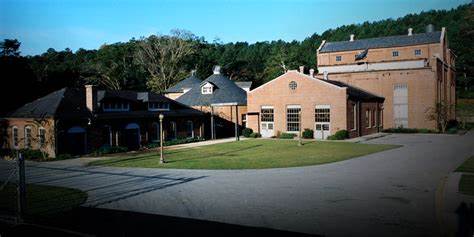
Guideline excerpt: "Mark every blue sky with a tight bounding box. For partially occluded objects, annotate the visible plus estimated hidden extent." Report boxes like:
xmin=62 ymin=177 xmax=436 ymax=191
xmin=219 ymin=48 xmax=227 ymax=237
xmin=0 ymin=0 xmax=469 ymax=55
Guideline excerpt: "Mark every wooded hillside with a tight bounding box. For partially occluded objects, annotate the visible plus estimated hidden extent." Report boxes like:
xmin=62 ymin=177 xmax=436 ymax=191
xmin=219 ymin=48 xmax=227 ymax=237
xmin=1 ymin=4 xmax=472 ymax=115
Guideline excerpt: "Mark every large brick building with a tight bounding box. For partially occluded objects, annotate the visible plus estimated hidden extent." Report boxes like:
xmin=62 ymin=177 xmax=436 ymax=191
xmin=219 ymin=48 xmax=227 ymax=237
xmin=247 ymin=69 xmax=384 ymax=139
xmin=316 ymin=26 xmax=455 ymax=129
xmin=1 ymin=86 xmax=205 ymax=158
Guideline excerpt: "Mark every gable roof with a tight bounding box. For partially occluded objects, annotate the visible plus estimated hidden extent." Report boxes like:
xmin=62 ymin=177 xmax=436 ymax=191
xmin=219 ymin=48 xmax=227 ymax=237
xmin=6 ymin=88 xmax=203 ymax=119
xmin=176 ymin=74 xmax=247 ymax=106
xmin=6 ymin=88 xmax=91 ymax=119
xmin=319 ymin=31 xmax=442 ymax=53
xmin=165 ymin=75 xmax=202 ymax=93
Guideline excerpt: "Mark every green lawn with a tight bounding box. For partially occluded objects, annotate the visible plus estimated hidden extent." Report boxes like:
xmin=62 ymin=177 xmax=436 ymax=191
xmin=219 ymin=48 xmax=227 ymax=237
xmin=89 ymin=139 xmax=400 ymax=169
xmin=456 ymin=156 xmax=474 ymax=173
xmin=0 ymin=183 xmax=87 ymax=217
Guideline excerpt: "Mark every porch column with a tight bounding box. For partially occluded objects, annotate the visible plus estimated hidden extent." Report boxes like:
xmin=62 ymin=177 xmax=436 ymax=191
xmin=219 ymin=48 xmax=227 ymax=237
xmin=235 ymin=105 xmax=239 ymax=141
xmin=210 ymin=106 xmax=215 ymax=140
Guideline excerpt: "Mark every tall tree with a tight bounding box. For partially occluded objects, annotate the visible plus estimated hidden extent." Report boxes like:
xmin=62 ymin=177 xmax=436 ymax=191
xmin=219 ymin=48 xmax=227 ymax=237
xmin=135 ymin=29 xmax=197 ymax=93
xmin=0 ymin=39 xmax=21 ymax=57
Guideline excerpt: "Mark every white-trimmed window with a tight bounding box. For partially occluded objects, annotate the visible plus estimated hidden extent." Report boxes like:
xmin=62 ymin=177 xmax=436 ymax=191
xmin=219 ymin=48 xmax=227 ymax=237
xmin=12 ymin=126 xmax=18 ymax=148
xmin=103 ymin=102 xmax=130 ymax=112
xmin=414 ymin=49 xmax=421 ymax=56
xmin=315 ymin=105 xmax=330 ymax=122
xmin=365 ymin=110 xmax=370 ymax=128
xmin=286 ymin=105 xmax=301 ymax=132
xmin=241 ymin=114 xmax=247 ymax=128
xmin=366 ymin=110 xmax=372 ymax=128
xmin=372 ymin=109 xmax=376 ymax=127
xmin=24 ymin=126 xmax=32 ymax=148
xmin=148 ymin=102 xmax=170 ymax=111
xmin=352 ymin=104 xmax=357 ymax=131
xmin=39 ymin=127 xmax=46 ymax=146
xmin=336 ymin=55 xmax=342 ymax=61
xmin=392 ymin=51 xmax=399 ymax=57
xmin=261 ymin=106 xmax=274 ymax=122
xmin=201 ymin=83 xmax=213 ymax=94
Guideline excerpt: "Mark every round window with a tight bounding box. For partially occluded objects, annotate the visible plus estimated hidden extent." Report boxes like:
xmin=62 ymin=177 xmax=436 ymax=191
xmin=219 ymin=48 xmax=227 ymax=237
xmin=289 ymin=81 xmax=297 ymax=90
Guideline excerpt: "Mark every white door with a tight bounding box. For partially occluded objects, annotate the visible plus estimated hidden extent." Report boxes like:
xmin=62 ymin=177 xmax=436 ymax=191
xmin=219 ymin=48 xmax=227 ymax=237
xmin=260 ymin=122 xmax=274 ymax=138
xmin=315 ymin=123 xmax=330 ymax=139
xmin=393 ymin=84 xmax=408 ymax=128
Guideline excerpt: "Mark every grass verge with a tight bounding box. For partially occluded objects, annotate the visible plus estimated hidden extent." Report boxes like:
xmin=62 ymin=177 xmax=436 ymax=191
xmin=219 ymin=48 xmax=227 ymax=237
xmin=89 ymin=139 xmax=400 ymax=169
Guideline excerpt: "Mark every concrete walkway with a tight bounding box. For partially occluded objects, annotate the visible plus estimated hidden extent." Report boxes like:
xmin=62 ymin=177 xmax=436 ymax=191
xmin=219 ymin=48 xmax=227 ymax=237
xmin=1 ymin=132 xmax=473 ymax=237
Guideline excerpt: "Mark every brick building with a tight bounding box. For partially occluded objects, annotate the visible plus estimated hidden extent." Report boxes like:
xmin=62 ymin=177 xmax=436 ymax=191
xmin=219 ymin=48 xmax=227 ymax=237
xmin=247 ymin=69 xmax=384 ymax=139
xmin=316 ymin=26 xmax=455 ymax=129
xmin=1 ymin=86 xmax=204 ymax=158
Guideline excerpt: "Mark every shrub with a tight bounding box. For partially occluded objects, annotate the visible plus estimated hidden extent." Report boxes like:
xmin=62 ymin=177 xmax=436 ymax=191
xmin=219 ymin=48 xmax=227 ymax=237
xmin=302 ymin=129 xmax=314 ymax=139
xmin=249 ymin=132 xmax=261 ymax=138
xmin=92 ymin=145 xmax=128 ymax=156
xmin=447 ymin=127 xmax=458 ymax=134
xmin=164 ymin=137 xmax=205 ymax=146
xmin=17 ymin=149 xmax=46 ymax=160
xmin=279 ymin=133 xmax=296 ymax=139
xmin=447 ymin=120 xmax=458 ymax=129
xmin=327 ymin=130 xmax=349 ymax=140
xmin=56 ymin=153 xmax=73 ymax=160
xmin=242 ymin=128 xmax=253 ymax=138
xmin=383 ymin=127 xmax=419 ymax=133
xmin=418 ymin=128 xmax=434 ymax=133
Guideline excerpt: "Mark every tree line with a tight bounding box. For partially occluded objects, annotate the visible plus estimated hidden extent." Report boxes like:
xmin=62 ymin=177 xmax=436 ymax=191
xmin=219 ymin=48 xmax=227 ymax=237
xmin=0 ymin=4 xmax=472 ymax=115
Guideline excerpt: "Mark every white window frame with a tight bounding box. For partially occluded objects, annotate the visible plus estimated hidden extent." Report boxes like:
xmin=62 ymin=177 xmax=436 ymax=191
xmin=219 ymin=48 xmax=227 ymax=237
xmin=352 ymin=104 xmax=357 ymax=131
xmin=103 ymin=102 xmax=130 ymax=112
xmin=392 ymin=51 xmax=399 ymax=57
xmin=24 ymin=126 xmax=32 ymax=148
xmin=201 ymin=83 xmax=214 ymax=94
xmin=414 ymin=49 xmax=421 ymax=56
xmin=12 ymin=126 xmax=18 ymax=148
xmin=38 ymin=127 xmax=46 ymax=146
xmin=286 ymin=105 xmax=301 ymax=132
xmin=148 ymin=102 xmax=170 ymax=111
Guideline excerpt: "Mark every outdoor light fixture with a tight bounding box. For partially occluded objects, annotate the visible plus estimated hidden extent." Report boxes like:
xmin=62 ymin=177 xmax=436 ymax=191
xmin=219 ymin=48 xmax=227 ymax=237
xmin=159 ymin=113 xmax=165 ymax=164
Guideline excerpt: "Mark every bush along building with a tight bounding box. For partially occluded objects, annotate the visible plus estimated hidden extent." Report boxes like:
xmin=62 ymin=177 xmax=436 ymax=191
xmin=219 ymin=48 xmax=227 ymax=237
xmin=166 ymin=66 xmax=250 ymax=139
xmin=316 ymin=25 xmax=456 ymax=130
xmin=1 ymin=85 xmax=205 ymax=158
xmin=247 ymin=68 xmax=384 ymax=139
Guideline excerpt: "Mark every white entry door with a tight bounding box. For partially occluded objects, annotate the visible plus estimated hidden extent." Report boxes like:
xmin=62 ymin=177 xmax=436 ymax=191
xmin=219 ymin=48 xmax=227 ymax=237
xmin=260 ymin=122 xmax=274 ymax=138
xmin=315 ymin=123 xmax=330 ymax=139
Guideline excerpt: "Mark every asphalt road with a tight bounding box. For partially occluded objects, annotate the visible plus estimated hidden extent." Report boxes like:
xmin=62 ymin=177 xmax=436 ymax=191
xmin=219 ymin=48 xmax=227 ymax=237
xmin=1 ymin=132 xmax=473 ymax=237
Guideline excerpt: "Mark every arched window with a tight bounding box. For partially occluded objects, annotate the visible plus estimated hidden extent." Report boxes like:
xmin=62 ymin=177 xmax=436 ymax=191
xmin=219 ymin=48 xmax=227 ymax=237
xmin=24 ymin=126 xmax=32 ymax=148
xmin=186 ymin=121 xmax=194 ymax=138
xmin=12 ymin=126 xmax=18 ymax=148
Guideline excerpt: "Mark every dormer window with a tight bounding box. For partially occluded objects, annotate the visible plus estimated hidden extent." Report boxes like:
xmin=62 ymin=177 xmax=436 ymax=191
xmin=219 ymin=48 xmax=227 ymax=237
xmin=103 ymin=102 xmax=130 ymax=112
xmin=148 ymin=102 xmax=170 ymax=111
xmin=201 ymin=83 xmax=214 ymax=94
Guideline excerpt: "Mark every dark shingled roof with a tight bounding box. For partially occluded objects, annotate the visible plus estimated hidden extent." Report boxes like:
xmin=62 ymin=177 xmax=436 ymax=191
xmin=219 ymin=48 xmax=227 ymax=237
xmin=319 ymin=31 xmax=442 ymax=53
xmin=6 ymin=88 xmax=91 ymax=119
xmin=322 ymin=79 xmax=384 ymax=101
xmin=165 ymin=75 xmax=202 ymax=93
xmin=6 ymin=88 xmax=203 ymax=119
xmin=176 ymin=74 xmax=247 ymax=106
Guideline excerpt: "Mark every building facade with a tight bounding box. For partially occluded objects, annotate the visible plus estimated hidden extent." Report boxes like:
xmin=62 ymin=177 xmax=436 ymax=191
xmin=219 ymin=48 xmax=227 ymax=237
xmin=2 ymin=86 xmax=205 ymax=158
xmin=171 ymin=66 xmax=250 ymax=139
xmin=316 ymin=26 xmax=455 ymax=129
xmin=247 ymin=70 xmax=384 ymax=139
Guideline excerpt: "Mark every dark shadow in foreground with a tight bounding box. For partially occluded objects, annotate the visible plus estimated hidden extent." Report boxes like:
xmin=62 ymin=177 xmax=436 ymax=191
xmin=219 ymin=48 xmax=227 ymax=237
xmin=0 ymin=206 xmax=319 ymax=237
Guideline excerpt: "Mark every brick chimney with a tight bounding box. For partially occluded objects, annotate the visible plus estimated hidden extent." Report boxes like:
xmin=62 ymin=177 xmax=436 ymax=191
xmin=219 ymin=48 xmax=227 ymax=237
xmin=309 ymin=68 xmax=315 ymax=78
xmin=408 ymin=28 xmax=413 ymax=36
xmin=299 ymin=65 xmax=305 ymax=74
xmin=350 ymin=34 xmax=355 ymax=42
xmin=85 ymin=85 xmax=97 ymax=112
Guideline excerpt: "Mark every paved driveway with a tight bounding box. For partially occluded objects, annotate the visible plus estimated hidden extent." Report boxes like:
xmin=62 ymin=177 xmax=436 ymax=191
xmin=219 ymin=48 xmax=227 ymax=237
xmin=1 ymin=132 xmax=473 ymax=237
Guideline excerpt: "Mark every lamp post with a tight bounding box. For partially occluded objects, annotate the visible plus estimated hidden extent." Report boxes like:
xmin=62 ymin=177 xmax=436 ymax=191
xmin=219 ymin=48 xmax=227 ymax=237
xmin=159 ymin=113 xmax=165 ymax=164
